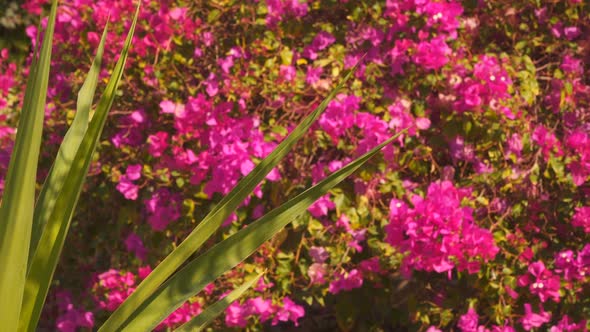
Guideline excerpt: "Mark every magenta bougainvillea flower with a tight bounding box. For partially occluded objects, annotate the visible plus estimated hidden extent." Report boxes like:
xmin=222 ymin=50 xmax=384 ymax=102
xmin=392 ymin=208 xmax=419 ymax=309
xmin=144 ymin=189 xmax=182 ymax=231
xmin=328 ymin=269 xmax=363 ymax=294
xmin=272 ymin=297 xmax=305 ymax=326
xmin=412 ymin=36 xmax=452 ymax=70
xmin=520 ymin=303 xmax=551 ymax=331
xmin=55 ymin=291 xmax=94 ymax=332
xmin=307 ymin=263 xmax=327 ymax=284
xmin=248 ymin=297 xmax=274 ymax=322
xmin=5 ymin=0 xmax=590 ymax=330
xmin=386 ymin=181 xmax=498 ymax=276
xmin=457 ymin=307 xmax=479 ymax=332
xmin=124 ymin=233 xmax=147 ymax=261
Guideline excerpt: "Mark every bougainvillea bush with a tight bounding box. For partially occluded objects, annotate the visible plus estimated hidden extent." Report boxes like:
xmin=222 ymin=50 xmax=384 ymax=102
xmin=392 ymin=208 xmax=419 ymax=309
xmin=2 ymin=0 xmax=590 ymax=330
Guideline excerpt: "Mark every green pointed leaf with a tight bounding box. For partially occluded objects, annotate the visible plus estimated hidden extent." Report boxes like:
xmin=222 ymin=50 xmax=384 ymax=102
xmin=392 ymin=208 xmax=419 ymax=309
xmin=116 ymin=130 xmax=405 ymax=331
xmin=99 ymin=63 xmax=359 ymax=332
xmin=19 ymin=5 xmax=140 ymax=331
xmin=0 ymin=0 xmax=57 ymax=329
xmin=28 ymin=20 xmax=109 ymax=267
xmin=175 ymin=273 xmax=263 ymax=332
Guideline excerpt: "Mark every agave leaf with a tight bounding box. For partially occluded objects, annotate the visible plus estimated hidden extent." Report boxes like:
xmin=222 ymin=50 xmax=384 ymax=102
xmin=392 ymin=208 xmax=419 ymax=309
xmin=175 ymin=273 xmax=263 ymax=332
xmin=28 ymin=20 xmax=109 ymax=267
xmin=0 ymin=0 xmax=57 ymax=329
xmin=18 ymin=5 xmax=140 ymax=331
xmin=99 ymin=63 xmax=359 ymax=332
xmin=115 ymin=131 xmax=405 ymax=331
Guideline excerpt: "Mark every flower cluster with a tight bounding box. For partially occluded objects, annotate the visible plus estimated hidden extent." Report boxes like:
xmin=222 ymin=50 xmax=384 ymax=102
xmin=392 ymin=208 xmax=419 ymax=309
xmin=225 ymin=296 xmax=304 ymax=328
xmin=54 ymin=291 xmax=94 ymax=332
xmin=385 ymin=181 xmax=499 ymax=276
xmin=2 ymin=0 xmax=590 ymax=330
xmin=92 ymin=266 xmax=202 ymax=330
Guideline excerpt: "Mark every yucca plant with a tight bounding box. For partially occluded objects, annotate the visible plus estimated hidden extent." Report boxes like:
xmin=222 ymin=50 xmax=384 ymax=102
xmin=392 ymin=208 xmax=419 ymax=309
xmin=0 ymin=1 xmax=405 ymax=331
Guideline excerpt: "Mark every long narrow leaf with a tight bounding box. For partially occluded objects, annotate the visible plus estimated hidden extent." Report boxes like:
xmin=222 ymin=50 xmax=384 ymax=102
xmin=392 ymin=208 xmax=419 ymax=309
xmin=100 ymin=63 xmax=359 ymax=331
xmin=175 ymin=273 xmax=263 ymax=332
xmin=0 ymin=1 xmax=58 ymax=330
xmin=28 ymin=20 xmax=109 ymax=266
xmin=116 ymin=130 xmax=406 ymax=331
xmin=19 ymin=5 xmax=140 ymax=331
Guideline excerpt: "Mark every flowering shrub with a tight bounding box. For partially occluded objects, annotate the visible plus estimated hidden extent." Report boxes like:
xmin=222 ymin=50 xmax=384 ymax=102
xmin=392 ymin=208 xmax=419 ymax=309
xmin=2 ymin=0 xmax=590 ymax=330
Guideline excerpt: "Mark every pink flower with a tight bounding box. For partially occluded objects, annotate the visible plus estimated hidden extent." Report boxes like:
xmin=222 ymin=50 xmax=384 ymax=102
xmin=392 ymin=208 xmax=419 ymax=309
xmin=572 ymin=207 xmax=590 ymax=233
xmin=306 ymin=66 xmax=322 ymax=84
xmin=279 ymin=65 xmax=297 ymax=82
xmin=523 ymin=261 xmax=561 ymax=303
xmin=420 ymin=0 xmax=463 ymax=37
xmin=550 ymin=315 xmax=587 ymax=332
xmin=458 ymin=308 xmax=479 ymax=332
xmin=138 ymin=266 xmax=152 ymax=279
xmin=318 ymin=94 xmax=360 ymax=143
xmin=387 ymin=38 xmax=412 ymax=74
xmin=329 ymin=269 xmax=363 ymax=294
xmin=225 ymin=301 xmax=248 ymax=327
xmin=521 ymin=303 xmax=551 ymax=331
xmin=413 ymin=36 xmax=451 ymax=70
xmin=116 ymin=177 xmax=138 ymax=200
xmin=561 ymin=55 xmax=583 ymax=75
xmin=98 ymin=270 xmax=124 ymax=289
xmin=272 ymin=297 xmax=305 ymax=326
xmin=157 ymin=302 xmax=202 ymax=330
xmin=124 ymin=233 xmax=147 ymax=261
xmin=55 ymin=291 xmax=94 ymax=332
xmin=568 ymin=161 xmax=588 ymax=186
xmin=308 ymin=195 xmax=335 ymax=218
xmin=385 ymin=181 xmax=498 ymax=276
xmin=415 ymin=117 xmax=431 ymax=130
xmin=303 ymin=31 xmax=335 ymax=59
xmin=204 ymin=73 xmax=219 ymax=96
xmin=125 ymin=164 xmax=142 ymax=181
xmin=95 ymin=269 xmax=136 ymax=311
xmin=457 ymin=82 xmax=483 ymax=110
xmin=248 ymin=297 xmax=274 ymax=321
xmin=307 ymin=263 xmax=327 ymax=284
xmin=564 ymin=26 xmax=580 ymax=40
xmin=203 ymin=283 xmax=215 ymax=295
xmin=359 ymin=257 xmax=384 ymax=274
xmin=504 ymin=285 xmax=519 ymax=299
xmin=506 ymin=133 xmax=523 ymax=158
xmin=144 ymin=189 xmax=182 ymax=231
xmin=532 ymin=125 xmax=563 ymax=159
xmin=147 ymin=132 xmax=169 ymax=157
xmin=159 ymin=100 xmax=181 ymax=115
xmin=111 ymin=110 xmax=149 ymax=148
xmin=254 ymin=278 xmax=274 ymax=292
xmin=218 ymin=55 xmax=234 ymax=74
xmin=202 ymin=31 xmax=214 ymax=46
xmin=309 ymin=246 xmax=329 ymax=263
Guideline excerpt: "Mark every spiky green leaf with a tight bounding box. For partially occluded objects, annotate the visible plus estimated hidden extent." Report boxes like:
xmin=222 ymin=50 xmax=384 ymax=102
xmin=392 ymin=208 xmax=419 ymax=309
xmin=0 ymin=1 xmax=58 ymax=329
xmin=28 ymin=20 xmax=109 ymax=266
xmin=99 ymin=63 xmax=359 ymax=332
xmin=116 ymin=131 xmax=404 ymax=331
xmin=175 ymin=273 xmax=263 ymax=332
xmin=19 ymin=5 xmax=140 ymax=331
